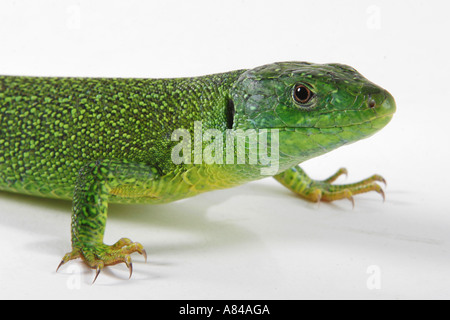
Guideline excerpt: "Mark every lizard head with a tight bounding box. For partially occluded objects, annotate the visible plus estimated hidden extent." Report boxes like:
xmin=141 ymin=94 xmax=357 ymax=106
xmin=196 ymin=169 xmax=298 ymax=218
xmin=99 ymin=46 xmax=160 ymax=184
xmin=230 ymin=61 xmax=396 ymax=168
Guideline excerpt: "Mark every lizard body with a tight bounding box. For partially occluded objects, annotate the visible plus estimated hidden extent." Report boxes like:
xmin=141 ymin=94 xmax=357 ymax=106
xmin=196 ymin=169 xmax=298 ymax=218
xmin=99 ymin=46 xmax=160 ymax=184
xmin=0 ymin=62 xmax=396 ymax=281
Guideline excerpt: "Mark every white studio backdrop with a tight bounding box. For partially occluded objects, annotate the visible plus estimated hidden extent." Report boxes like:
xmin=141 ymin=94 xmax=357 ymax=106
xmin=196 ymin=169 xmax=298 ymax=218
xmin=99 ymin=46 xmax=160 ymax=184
xmin=0 ymin=0 xmax=448 ymax=299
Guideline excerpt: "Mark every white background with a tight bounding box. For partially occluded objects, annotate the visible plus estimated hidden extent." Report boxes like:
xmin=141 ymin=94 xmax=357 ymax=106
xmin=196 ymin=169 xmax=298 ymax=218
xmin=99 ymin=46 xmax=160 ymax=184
xmin=0 ymin=0 xmax=448 ymax=299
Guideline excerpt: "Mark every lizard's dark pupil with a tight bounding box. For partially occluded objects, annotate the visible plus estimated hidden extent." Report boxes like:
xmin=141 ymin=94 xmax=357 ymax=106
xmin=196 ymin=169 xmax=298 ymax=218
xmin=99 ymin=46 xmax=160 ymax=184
xmin=294 ymin=85 xmax=312 ymax=104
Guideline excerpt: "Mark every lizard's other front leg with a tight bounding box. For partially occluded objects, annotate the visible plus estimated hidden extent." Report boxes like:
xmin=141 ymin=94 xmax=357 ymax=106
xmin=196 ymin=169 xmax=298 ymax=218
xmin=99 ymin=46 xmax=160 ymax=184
xmin=274 ymin=165 xmax=385 ymax=207
xmin=56 ymin=159 xmax=158 ymax=283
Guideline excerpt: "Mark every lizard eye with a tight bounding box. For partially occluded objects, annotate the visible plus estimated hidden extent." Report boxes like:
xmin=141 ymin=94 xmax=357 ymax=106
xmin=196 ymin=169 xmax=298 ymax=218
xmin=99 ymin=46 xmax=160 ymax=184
xmin=293 ymin=84 xmax=313 ymax=104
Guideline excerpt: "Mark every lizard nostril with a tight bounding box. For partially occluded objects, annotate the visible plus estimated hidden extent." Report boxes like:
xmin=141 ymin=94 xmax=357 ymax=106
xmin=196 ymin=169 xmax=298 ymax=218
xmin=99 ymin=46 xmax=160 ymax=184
xmin=368 ymin=99 xmax=376 ymax=109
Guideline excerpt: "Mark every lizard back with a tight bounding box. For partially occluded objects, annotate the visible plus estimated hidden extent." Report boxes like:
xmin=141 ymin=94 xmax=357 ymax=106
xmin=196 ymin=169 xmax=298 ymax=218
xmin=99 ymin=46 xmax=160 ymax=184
xmin=0 ymin=71 xmax=244 ymax=199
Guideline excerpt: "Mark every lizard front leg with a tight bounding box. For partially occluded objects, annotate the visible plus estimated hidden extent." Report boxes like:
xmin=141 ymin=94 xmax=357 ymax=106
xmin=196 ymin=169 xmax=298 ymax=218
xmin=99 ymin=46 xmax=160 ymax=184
xmin=56 ymin=159 xmax=159 ymax=283
xmin=274 ymin=165 xmax=385 ymax=206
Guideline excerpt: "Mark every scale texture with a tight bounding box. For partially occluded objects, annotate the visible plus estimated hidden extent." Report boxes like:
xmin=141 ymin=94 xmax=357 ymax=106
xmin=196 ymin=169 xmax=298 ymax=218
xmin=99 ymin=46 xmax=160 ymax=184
xmin=0 ymin=62 xmax=396 ymax=280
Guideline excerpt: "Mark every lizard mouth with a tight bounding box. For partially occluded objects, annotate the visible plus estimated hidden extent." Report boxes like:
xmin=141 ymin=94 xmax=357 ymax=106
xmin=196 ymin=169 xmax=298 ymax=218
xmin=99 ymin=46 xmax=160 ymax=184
xmin=270 ymin=113 xmax=395 ymax=131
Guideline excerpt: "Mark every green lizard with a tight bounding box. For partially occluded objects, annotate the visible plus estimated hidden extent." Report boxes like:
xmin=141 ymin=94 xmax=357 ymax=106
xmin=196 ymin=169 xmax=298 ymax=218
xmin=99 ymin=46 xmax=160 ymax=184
xmin=0 ymin=62 xmax=395 ymax=282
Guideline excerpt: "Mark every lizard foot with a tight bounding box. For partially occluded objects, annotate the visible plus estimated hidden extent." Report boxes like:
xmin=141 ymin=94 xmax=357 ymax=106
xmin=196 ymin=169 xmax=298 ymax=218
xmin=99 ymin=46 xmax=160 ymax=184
xmin=56 ymin=238 xmax=147 ymax=283
xmin=302 ymin=168 xmax=386 ymax=206
xmin=274 ymin=166 xmax=386 ymax=207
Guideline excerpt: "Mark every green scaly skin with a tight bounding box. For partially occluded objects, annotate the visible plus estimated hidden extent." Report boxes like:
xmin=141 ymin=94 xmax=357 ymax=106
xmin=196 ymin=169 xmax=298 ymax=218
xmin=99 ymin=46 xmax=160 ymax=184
xmin=0 ymin=62 xmax=396 ymax=281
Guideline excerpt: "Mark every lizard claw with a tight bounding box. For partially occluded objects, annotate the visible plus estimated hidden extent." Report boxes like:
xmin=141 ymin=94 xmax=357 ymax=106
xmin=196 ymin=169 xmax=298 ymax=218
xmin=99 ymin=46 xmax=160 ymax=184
xmin=142 ymin=249 xmax=148 ymax=263
xmin=343 ymin=189 xmax=355 ymax=209
xmin=93 ymin=265 xmax=103 ymax=284
xmin=56 ymin=259 xmax=65 ymax=273
xmin=125 ymin=256 xmax=133 ymax=279
xmin=56 ymin=250 xmax=80 ymax=273
xmin=377 ymin=185 xmax=386 ymax=202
